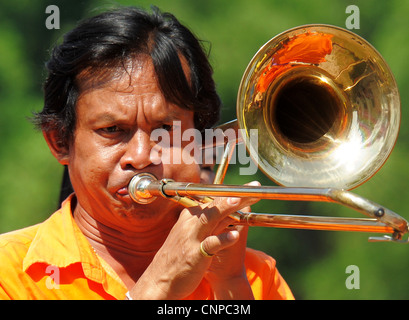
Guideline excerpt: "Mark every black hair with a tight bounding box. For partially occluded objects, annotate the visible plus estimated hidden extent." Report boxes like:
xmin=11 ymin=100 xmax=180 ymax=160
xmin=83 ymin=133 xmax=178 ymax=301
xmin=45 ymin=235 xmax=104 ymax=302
xmin=33 ymin=6 xmax=221 ymax=148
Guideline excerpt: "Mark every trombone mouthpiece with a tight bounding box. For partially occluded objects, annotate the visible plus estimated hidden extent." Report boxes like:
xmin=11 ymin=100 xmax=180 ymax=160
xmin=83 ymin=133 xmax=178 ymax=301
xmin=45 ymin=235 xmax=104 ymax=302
xmin=128 ymin=173 xmax=158 ymax=204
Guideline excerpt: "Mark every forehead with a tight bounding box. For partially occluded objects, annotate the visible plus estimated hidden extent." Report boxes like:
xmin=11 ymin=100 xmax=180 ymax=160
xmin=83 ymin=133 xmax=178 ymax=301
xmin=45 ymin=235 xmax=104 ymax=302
xmin=76 ymin=55 xmax=156 ymax=94
xmin=75 ymin=56 xmax=193 ymax=123
xmin=76 ymin=53 xmax=191 ymax=95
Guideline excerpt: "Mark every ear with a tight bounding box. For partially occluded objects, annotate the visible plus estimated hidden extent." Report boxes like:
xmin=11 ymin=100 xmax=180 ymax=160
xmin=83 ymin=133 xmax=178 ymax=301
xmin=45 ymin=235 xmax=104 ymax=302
xmin=42 ymin=129 xmax=70 ymax=165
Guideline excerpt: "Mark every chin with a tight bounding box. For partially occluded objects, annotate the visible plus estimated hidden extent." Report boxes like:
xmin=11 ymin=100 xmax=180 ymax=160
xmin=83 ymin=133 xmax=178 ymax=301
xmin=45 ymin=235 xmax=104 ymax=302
xmin=119 ymin=197 xmax=181 ymax=223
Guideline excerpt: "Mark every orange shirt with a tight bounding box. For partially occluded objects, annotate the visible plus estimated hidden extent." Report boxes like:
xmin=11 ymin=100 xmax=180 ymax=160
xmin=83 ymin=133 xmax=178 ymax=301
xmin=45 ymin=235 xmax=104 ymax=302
xmin=0 ymin=195 xmax=294 ymax=300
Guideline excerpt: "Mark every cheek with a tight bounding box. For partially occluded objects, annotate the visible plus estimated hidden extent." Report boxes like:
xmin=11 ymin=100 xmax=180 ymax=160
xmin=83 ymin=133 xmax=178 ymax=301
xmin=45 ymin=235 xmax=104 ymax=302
xmin=164 ymin=136 xmax=202 ymax=183
xmin=171 ymin=162 xmax=201 ymax=183
xmin=157 ymin=145 xmax=199 ymax=183
xmin=68 ymin=132 xmax=118 ymax=185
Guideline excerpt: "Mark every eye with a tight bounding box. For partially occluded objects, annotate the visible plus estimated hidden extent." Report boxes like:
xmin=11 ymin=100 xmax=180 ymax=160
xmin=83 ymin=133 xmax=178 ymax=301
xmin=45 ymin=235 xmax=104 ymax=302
xmin=102 ymin=126 xmax=120 ymax=133
xmin=97 ymin=125 xmax=126 ymax=138
xmin=161 ymin=124 xmax=173 ymax=131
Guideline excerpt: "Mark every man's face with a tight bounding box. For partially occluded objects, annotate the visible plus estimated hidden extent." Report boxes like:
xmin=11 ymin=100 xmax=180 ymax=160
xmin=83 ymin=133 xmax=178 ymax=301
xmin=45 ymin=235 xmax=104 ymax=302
xmin=66 ymin=56 xmax=200 ymax=227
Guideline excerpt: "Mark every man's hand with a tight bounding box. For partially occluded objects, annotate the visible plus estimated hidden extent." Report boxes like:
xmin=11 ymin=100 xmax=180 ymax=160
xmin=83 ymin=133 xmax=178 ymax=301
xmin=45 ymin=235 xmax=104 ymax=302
xmin=127 ymin=182 xmax=260 ymax=300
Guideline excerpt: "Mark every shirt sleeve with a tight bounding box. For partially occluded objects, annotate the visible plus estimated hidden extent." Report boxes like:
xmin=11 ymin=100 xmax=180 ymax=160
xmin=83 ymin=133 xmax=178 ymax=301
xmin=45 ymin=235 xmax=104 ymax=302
xmin=245 ymin=248 xmax=294 ymax=300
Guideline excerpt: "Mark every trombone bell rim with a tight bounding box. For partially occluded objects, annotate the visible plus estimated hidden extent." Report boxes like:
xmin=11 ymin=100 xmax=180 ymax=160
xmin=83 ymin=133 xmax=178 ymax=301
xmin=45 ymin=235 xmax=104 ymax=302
xmin=237 ymin=24 xmax=401 ymax=190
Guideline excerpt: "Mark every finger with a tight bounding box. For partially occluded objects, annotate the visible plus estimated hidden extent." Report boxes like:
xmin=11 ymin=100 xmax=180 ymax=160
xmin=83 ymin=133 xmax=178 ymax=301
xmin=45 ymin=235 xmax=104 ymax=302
xmin=197 ymin=181 xmax=261 ymax=226
xmin=212 ymin=216 xmax=239 ymax=235
xmin=218 ymin=180 xmax=261 ymax=213
xmin=200 ymin=230 xmax=240 ymax=257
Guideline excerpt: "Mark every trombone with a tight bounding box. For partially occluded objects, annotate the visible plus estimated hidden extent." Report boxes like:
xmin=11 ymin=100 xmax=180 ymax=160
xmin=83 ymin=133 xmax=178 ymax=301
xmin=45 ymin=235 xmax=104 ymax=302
xmin=128 ymin=25 xmax=408 ymax=243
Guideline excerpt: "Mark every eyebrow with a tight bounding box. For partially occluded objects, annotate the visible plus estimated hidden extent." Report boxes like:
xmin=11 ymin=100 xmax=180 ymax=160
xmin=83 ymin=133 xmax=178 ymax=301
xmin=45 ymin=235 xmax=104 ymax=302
xmin=90 ymin=113 xmax=119 ymax=124
xmin=90 ymin=108 xmax=187 ymax=126
xmin=159 ymin=109 xmax=185 ymax=122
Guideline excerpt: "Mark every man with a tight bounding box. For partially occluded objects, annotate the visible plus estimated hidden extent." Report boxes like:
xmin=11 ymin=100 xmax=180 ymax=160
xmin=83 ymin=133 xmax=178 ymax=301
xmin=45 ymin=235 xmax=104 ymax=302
xmin=0 ymin=6 xmax=293 ymax=300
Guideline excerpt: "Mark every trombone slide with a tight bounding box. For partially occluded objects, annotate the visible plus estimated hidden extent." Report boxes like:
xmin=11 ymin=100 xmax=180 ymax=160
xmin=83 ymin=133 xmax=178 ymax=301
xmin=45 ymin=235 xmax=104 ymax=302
xmin=128 ymin=174 xmax=409 ymax=242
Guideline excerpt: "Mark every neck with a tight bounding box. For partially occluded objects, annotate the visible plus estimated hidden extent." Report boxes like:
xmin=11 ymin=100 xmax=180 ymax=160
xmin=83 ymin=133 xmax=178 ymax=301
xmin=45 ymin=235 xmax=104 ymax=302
xmin=73 ymin=200 xmax=179 ymax=288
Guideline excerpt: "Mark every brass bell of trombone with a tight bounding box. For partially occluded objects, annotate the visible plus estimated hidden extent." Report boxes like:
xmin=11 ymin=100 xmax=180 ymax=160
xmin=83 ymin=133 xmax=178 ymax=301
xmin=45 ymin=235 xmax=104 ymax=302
xmin=129 ymin=25 xmax=408 ymax=242
xmin=237 ymin=24 xmax=400 ymax=190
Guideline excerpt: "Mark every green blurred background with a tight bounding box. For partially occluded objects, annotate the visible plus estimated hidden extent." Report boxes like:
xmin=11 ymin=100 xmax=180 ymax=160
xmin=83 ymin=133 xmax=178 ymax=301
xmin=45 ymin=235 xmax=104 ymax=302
xmin=1 ymin=0 xmax=408 ymax=299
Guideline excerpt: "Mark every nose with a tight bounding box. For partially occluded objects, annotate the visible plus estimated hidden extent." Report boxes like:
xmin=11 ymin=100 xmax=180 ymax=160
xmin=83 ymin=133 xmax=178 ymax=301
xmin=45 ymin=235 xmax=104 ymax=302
xmin=120 ymin=129 xmax=159 ymax=170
